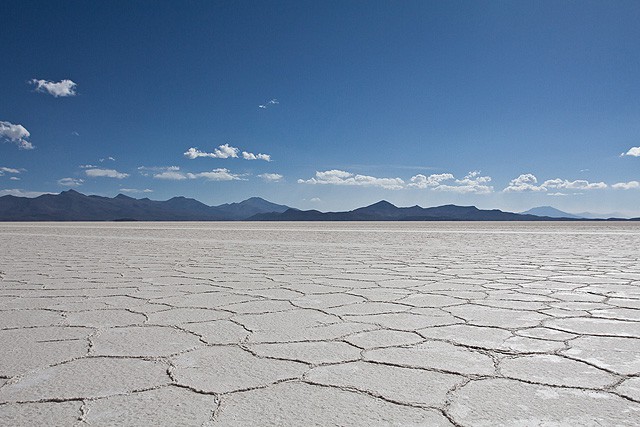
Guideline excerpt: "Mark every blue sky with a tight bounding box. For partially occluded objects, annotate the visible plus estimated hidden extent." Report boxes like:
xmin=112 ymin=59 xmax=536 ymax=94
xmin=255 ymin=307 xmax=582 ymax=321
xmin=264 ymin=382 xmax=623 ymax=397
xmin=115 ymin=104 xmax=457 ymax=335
xmin=1 ymin=0 xmax=639 ymax=215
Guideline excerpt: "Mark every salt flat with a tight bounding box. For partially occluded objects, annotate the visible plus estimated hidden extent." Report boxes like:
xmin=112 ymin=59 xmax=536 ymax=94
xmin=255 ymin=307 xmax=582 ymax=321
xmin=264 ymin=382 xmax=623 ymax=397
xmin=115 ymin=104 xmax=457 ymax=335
xmin=0 ymin=221 xmax=639 ymax=426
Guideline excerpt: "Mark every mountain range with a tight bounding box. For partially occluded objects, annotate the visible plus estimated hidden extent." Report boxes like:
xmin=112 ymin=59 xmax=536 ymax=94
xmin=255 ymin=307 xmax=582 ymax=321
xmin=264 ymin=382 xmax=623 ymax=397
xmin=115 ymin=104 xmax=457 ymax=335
xmin=0 ymin=190 xmax=636 ymax=221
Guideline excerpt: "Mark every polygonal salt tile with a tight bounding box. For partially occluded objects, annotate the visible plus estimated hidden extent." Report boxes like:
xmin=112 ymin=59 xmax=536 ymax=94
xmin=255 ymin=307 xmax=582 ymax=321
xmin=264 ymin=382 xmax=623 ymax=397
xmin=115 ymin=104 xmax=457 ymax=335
xmin=0 ymin=326 xmax=91 ymax=376
xmin=0 ymin=402 xmax=81 ymax=426
xmin=182 ymin=320 xmax=250 ymax=344
xmin=214 ymin=381 xmax=452 ymax=426
xmin=306 ymin=361 xmax=464 ymax=407
xmin=65 ymin=309 xmax=146 ymax=327
xmin=219 ymin=299 xmax=295 ymax=314
xmin=171 ymin=346 xmax=307 ymax=393
xmin=448 ymin=378 xmax=640 ymax=426
xmin=353 ymin=311 xmax=461 ymax=331
xmin=0 ymin=309 xmax=63 ymax=329
xmin=447 ymin=304 xmax=548 ymax=328
xmin=500 ymin=355 xmax=619 ymax=388
xmin=156 ymin=292 xmax=255 ymax=309
xmin=562 ymin=336 xmax=640 ymax=375
xmin=249 ymin=341 xmax=361 ymax=365
xmin=546 ymin=317 xmax=640 ymax=338
xmin=92 ymin=326 xmax=202 ymax=357
xmin=234 ymin=309 xmax=340 ymax=331
xmin=146 ymin=307 xmax=229 ymax=325
xmin=292 ymin=293 xmax=366 ymax=309
xmin=247 ymin=322 xmax=374 ymax=344
xmin=499 ymin=336 xmax=567 ymax=353
xmin=516 ymin=327 xmax=577 ymax=341
xmin=345 ymin=329 xmax=423 ymax=349
xmin=327 ymin=302 xmax=409 ymax=316
xmin=397 ymin=293 xmax=464 ymax=308
xmin=616 ymin=377 xmax=640 ymax=401
xmin=84 ymin=386 xmax=218 ymax=426
xmin=590 ymin=307 xmax=640 ymax=322
xmin=364 ymin=341 xmax=495 ymax=376
xmin=0 ymin=357 xmax=168 ymax=403
xmin=418 ymin=324 xmax=512 ymax=350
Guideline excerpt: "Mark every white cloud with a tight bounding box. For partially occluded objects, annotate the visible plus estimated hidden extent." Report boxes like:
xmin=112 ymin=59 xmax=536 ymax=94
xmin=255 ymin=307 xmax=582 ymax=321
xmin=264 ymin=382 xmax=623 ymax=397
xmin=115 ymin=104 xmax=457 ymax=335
xmin=79 ymin=164 xmax=97 ymax=169
xmin=310 ymin=197 xmax=321 ymax=202
xmin=0 ymin=167 xmax=22 ymax=175
xmin=57 ymin=177 xmax=83 ymax=187
xmin=30 ymin=79 xmax=77 ymax=97
xmin=504 ymin=174 xmax=607 ymax=192
xmin=612 ymin=181 xmax=640 ymax=190
xmin=259 ymin=99 xmax=279 ymax=109
xmin=153 ymin=167 xmax=243 ymax=181
xmin=430 ymin=171 xmax=494 ymax=194
xmin=407 ymin=173 xmax=455 ymax=189
xmin=154 ymin=170 xmax=188 ymax=180
xmin=0 ymin=121 xmax=34 ymax=150
xmin=547 ymin=192 xmax=568 ymax=196
xmin=120 ymin=188 xmax=154 ymax=193
xmin=503 ymin=174 xmax=545 ymax=193
xmin=258 ymin=173 xmax=283 ymax=182
xmin=99 ymin=156 xmax=116 ymax=162
xmin=242 ymin=151 xmax=271 ymax=161
xmin=298 ymin=170 xmax=405 ymax=190
xmin=85 ymin=168 xmax=129 ymax=179
xmin=184 ymin=144 xmax=239 ymax=159
xmin=10 ymin=177 xmax=20 ymax=181
xmin=0 ymin=189 xmax=54 ymax=197
xmin=621 ymin=147 xmax=640 ymax=157
xmin=542 ymin=178 xmax=607 ymax=190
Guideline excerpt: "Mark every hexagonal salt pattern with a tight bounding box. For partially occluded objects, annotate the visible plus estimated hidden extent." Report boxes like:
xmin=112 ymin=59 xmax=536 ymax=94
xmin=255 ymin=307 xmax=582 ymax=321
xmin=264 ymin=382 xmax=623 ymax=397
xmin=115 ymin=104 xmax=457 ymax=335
xmin=0 ymin=221 xmax=639 ymax=425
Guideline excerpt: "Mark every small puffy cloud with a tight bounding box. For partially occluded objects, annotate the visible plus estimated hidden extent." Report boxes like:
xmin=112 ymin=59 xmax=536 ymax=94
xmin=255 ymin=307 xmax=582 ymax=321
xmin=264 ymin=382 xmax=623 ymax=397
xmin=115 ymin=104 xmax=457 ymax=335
xmin=310 ymin=197 xmax=321 ymax=202
xmin=0 ymin=121 xmax=34 ymax=150
xmin=0 ymin=167 xmax=22 ymax=175
xmin=154 ymin=170 xmax=188 ymax=180
xmin=621 ymin=147 xmax=640 ymax=157
xmin=153 ymin=167 xmax=243 ymax=181
xmin=99 ymin=156 xmax=116 ymax=162
xmin=612 ymin=181 xmax=640 ymax=190
xmin=137 ymin=165 xmax=179 ymax=177
xmin=30 ymin=79 xmax=77 ymax=97
xmin=120 ymin=188 xmax=153 ymax=193
xmin=259 ymin=99 xmax=279 ymax=109
xmin=184 ymin=144 xmax=239 ymax=159
xmin=0 ymin=189 xmax=54 ymax=197
xmin=258 ymin=173 xmax=283 ymax=182
xmin=503 ymin=174 xmax=545 ymax=193
xmin=408 ymin=173 xmax=455 ymax=189
xmin=242 ymin=151 xmax=271 ymax=161
xmin=547 ymin=192 xmax=568 ymax=196
xmin=10 ymin=177 xmax=20 ymax=181
xmin=85 ymin=168 xmax=129 ymax=179
xmin=57 ymin=177 xmax=83 ymax=186
xmin=431 ymin=171 xmax=493 ymax=194
xmin=298 ymin=170 xmax=405 ymax=190
xmin=542 ymin=178 xmax=607 ymax=190
xmin=504 ymin=174 xmax=607 ymax=192
xmin=79 ymin=164 xmax=97 ymax=169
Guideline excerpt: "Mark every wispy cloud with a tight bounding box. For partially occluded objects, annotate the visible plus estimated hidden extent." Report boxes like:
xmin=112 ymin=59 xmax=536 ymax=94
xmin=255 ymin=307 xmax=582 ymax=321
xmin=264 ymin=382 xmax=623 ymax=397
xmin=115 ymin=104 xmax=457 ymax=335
xmin=612 ymin=181 xmax=640 ymax=190
xmin=30 ymin=79 xmax=77 ymax=97
xmin=120 ymin=188 xmax=153 ymax=193
xmin=0 ymin=167 xmax=22 ymax=175
xmin=258 ymin=99 xmax=279 ymax=109
xmin=0 ymin=189 xmax=54 ymax=197
xmin=258 ymin=173 xmax=283 ymax=182
xmin=153 ymin=166 xmax=243 ymax=181
xmin=504 ymin=174 xmax=607 ymax=192
xmin=298 ymin=169 xmax=493 ymax=193
xmin=99 ymin=156 xmax=116 ymax=162
xmin=242 ymin=151 xmax=271 ymax=161
xmin=298 ymin=170 xmax=405 ymax=190
xmin=0 ymin=121 xmax=34 ymax=150
xmin=84 ymin=168 xmax=129 ymax=179
xmin=79 ymin=164 xmax=97 ymax=169
xmin=621 ymin=147 xmax=640 ymax=157
xmin=9 ymin=177 xmax=20 ymax=181
xmin=57 ymin=177 xmax=83 ymax=187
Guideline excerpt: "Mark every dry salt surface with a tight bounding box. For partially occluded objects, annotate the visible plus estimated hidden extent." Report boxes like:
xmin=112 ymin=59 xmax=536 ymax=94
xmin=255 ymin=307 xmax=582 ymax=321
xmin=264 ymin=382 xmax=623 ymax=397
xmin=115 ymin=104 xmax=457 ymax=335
xmin=0 ymin=221 xmax=639 ymax=426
